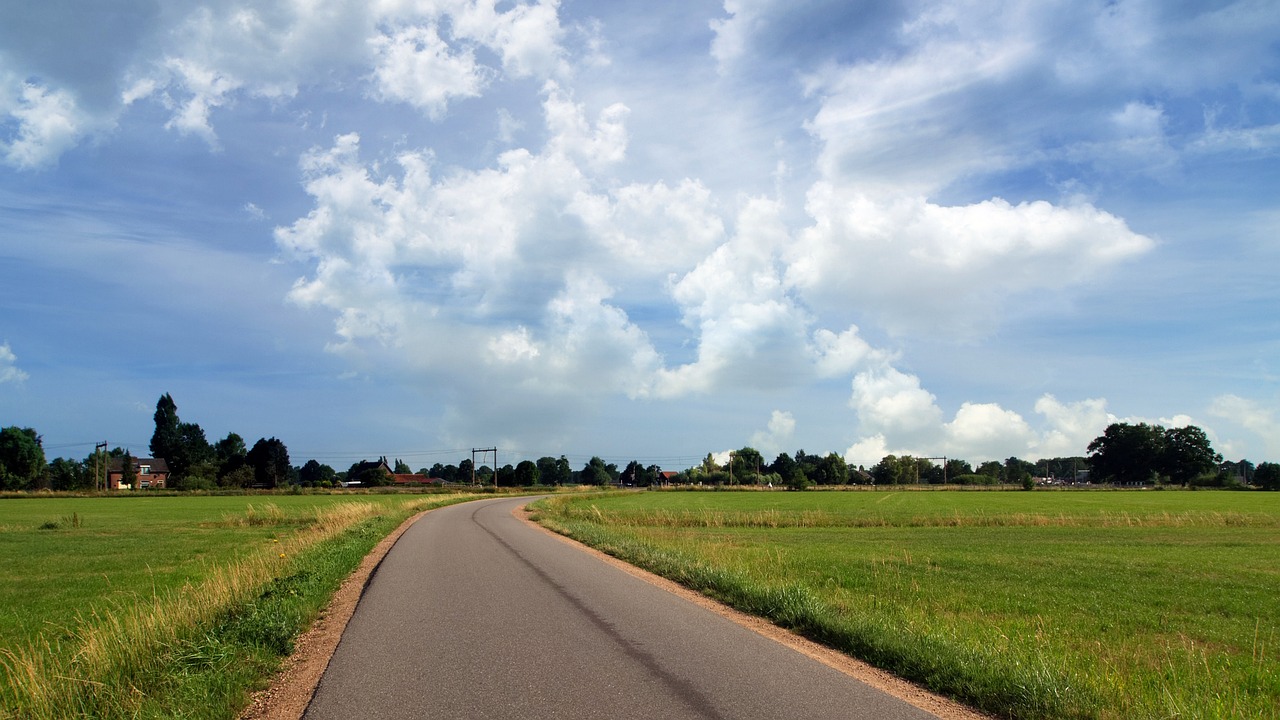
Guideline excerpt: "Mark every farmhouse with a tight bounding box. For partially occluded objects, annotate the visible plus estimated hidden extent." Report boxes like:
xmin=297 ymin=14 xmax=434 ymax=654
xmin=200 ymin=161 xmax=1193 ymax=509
xmin=106 ymin=457 xmax=170 ymax=490
xmin=345 ymin=456 xmax=444 ymax=486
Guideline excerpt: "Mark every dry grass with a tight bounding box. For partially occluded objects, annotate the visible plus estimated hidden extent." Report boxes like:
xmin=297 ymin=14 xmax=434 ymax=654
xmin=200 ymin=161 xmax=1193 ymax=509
xmin=0 ymin=499 xmax=432 ymax=719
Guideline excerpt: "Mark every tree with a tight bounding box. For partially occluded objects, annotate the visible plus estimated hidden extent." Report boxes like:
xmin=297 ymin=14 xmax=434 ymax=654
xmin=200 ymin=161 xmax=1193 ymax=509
xmin=535 ymin=456 xmax=565 ymax=484
xmin=729 ymin=447 xmax=764 ymax=484
xmin=121 ymin=449 xmax=138 ymax=489
xmin=150 ymin=393 xmax=180 ymax=463
xmin=514 ymin=460 xmax=540 ymax=486
xmin=769 ymin=452 xmax=797 ymax=481
xmin=394 ymin=459 xmax=411 ymax=474
xmin=815 ymin=452 xmax=850 ymax=485
xmin=1161 ymin=425 xmax=1222 ymax=486
xmin=147 ymin=394 xmax=213 ymax=484
xmin=871 ymin=455 xmax=918 ymax=485
xmin=581 ymin=457 xmax=613 ymax=486
xmin=360 ymin=466 xmax=392 ymax=486
xmin=215 ymin=434 xmax=248 ymax=486
xmin=1087 ymin=423 xmax=1166 ymax=485
xmin=47 ymin=457 xmax=87 ymax=491
xmin=496 ymin=464 xmax=516 ymax=487
xmin=1003 ymin=457 xmax=1035 ymax=485
xmin=976 ymin=460 xmax=1003 ymax=480
xmin=1087 ymin=422 xmax=1222 ymax=486
xmin=0 ymin=426 xmax=45 ymax=491
xmin=536 ymin=456 xmax=571 ymax=486
xmin=299 ymin=460 xmax=336 ymax=487
xmin=1254 ymin=463 xmax=1280 ymax=490
xmin=246 ymin=437 xmax=291 ymax=488
xmin=945 ymin=458 xmax=973 ymax=480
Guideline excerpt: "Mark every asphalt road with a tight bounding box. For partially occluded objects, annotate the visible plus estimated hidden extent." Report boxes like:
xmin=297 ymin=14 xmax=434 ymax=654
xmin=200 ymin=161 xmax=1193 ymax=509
xmin=303 ymin=496 xmax=941 ymax=720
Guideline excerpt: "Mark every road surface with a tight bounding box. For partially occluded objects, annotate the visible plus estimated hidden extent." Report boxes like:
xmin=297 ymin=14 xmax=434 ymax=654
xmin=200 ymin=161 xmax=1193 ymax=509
xmin=303 ymin=496 xmax=943 ymax=720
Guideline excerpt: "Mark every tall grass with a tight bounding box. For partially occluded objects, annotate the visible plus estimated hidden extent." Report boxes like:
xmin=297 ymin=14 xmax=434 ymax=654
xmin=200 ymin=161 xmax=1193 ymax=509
xmin=0 ymin=495 xmax=479 ymax=719
xmin=532 ymin=491 xmax=1280 ymax=720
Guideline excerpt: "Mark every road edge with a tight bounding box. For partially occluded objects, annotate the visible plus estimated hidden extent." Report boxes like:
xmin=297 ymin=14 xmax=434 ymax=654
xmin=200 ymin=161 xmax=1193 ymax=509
xmin=518 ymin=504 xmax=995 ymax=720
xmin=237 ymin=503 xmax=438 ymax=720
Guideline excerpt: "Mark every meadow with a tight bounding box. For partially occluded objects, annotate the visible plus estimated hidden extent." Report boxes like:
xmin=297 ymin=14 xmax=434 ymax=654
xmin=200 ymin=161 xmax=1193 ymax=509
xmin=0 ymin=491 xmax=482 ymax=719
xmin=532 ymin=489 xmax=1280 ymax=720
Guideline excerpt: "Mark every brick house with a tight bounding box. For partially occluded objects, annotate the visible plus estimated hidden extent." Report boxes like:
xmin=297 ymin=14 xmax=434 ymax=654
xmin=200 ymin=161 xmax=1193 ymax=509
xmin=106 ymin=457 xmax=170 ymax=490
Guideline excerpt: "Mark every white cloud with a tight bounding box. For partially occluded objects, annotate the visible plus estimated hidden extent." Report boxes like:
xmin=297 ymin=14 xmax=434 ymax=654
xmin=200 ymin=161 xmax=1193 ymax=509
xmin=943 ymin=402 xmax=1036 ymax=460
xmin=273 ymin=84 xmax=673 ymax=437
xmin=787 ymin=185 xmax=1155 ymax=337
xmin=849 ymin=364 xmax=942 ymax=437
xmin=750 ymin=409 xmax=796 ymax=457
xmin=804 ymin=31 xmax=1034 ymax=196
xmin=709 ymin=0 xmax=762 ymax=72
xmin=657 ymin=197 xmax=813 ymax=397
xmin=1210 ymin=394 xmax=1280 ymax=459
xmin=369 ymin=24 xmax=489 ymax=119
xmin=845 ymin=389 xmax=1126 ymax=466
xmin=1 ymin=81 xmax=91 ymax=169
xmin=570 ymin=178 xmax=725 ymax=276
xmin=845 ymin=433 xmax=890 ymax=469
xmin=812 ymin=325 xmax=884 ymax=379
xmin=0 ymin=343 xmax=28 ymax=385
xmin=459 ymin=0 xmax=566 ymax=79
xmin=1034 ymin=395 xmax=1115 ymax=457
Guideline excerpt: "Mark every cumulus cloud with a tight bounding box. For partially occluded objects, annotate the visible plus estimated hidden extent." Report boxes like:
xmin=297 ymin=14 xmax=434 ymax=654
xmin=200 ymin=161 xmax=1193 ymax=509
xmin=943 ymin=402 xmax=1036 ymax=460
xmin=369 ymin=25 xmax=490 ymax=118
xmin=845 ymin=389 xmax=1125 ymax=467
xmin=849 ymin=364 xmax=943 ymax=438
xmin=750 ymin=409 xmax=796 ymax=457
xmin=1210 ymin=394 xmax=1280 ymax=458
xmin=1 ymin=80 xmax=92 ymax=169
xmin=0 ymin=343 xmax=27 ymax=384
xmin=787 ymin=186 xmax=1155 ymax=337
xmin=9 ymin=0 xmax=1271 ymax=463
xmin=274 ymin=84 xmax=671 ymax=436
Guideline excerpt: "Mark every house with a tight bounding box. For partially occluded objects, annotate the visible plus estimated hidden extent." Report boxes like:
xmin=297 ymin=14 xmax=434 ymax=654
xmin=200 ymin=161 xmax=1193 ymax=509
xmin=346 ymin=457 xmax=444 ymax=486
xmin=106 ymin=457 xmax=170 ymax=490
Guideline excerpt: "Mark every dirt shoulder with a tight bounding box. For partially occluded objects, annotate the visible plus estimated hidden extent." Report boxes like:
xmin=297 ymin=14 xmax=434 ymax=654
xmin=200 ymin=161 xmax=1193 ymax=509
xmin=236 ymin=505 xmax=432 ymax=720
xmin=241 ymin=500 xmax=991 ymax=720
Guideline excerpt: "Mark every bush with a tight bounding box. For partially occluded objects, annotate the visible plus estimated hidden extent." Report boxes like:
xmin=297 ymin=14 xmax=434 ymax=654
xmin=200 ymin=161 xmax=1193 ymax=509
xmin=952 ymin=474 xmax=998 ymax=486
xmin=786 ymin=469 xmax=812 ymax=491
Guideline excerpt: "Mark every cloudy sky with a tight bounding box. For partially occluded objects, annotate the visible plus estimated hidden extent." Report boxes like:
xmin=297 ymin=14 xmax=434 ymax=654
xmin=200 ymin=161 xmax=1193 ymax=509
xmin=1 ymin=0 xmax=1277 ymax=472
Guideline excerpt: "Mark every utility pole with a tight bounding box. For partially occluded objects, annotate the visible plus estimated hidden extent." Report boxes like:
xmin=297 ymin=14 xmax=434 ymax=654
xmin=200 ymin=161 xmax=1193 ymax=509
xmin=918 ymin=456 xmax=948 ymax=484
xmin=472 ymin=447 xmax=497 ymax=489
xmin=94 ymin=442 xmax=108 ymax=492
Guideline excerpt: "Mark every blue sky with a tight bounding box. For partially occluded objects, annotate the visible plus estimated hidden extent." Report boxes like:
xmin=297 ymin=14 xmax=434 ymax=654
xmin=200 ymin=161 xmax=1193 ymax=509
xmin=1 ymin=0 xmax=1277 ymax=471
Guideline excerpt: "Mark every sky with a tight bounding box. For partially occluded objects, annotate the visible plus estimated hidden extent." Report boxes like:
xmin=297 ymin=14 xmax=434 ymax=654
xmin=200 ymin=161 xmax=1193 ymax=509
xmin=1 ymin=0 xmax=1278 ymax=473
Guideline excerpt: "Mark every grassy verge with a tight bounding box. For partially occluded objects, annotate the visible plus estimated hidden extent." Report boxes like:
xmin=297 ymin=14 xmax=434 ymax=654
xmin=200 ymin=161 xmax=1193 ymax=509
xmin=0 ymin=494 xmax=481 ymax=719
xmin=530 ymin=490 xmax=1280 ymax=720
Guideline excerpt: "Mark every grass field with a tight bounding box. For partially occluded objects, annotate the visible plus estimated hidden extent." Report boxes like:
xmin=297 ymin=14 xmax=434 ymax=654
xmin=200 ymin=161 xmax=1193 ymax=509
xmin=0 ymin=491 xmax=483 ymax=719
xmin=532 ymin=489 xmax=1280 ymax=720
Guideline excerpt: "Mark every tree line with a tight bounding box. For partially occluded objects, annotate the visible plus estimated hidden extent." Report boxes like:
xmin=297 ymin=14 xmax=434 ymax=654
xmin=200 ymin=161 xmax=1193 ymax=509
xmin=3 ymin=396 xmax=1278 ymax=491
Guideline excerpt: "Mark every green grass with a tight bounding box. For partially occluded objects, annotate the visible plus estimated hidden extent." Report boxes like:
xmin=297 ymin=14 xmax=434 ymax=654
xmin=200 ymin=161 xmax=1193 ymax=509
xmin=0 ymin=495 xmax=408 ymax=652
xmin=0 ymin=492 xmax=484 ymax=719
xmin=532 ymin=489 xmax=1280 ymax=720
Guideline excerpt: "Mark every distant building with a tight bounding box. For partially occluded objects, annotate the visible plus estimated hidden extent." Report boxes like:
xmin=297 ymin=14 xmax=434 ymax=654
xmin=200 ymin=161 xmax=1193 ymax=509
xmin=106 ymin=457 xmax=170 ymax=490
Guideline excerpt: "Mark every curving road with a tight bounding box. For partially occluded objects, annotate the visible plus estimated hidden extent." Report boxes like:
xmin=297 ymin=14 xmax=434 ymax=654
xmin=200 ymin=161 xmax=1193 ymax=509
xmin=303 ymin=496 xmax=942 ymax=720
